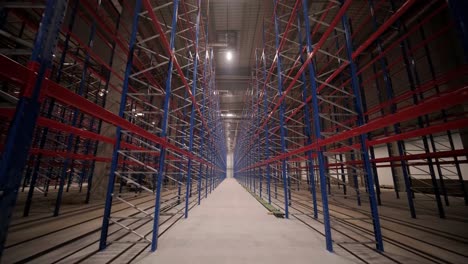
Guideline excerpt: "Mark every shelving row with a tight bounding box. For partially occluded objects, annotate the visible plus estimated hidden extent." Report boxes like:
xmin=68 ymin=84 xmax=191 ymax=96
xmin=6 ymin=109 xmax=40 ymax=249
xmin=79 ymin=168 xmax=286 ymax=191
xmin=234 ymin=0 xmax=468 ymax=252
xmin=0 ymin=0 xmax=226 ymax=259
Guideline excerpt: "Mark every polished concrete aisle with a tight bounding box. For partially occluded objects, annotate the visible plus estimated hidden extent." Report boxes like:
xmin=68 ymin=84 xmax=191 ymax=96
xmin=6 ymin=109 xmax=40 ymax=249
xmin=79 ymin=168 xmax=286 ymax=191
xmin=139 ymin=178 xmax=352 ymax=264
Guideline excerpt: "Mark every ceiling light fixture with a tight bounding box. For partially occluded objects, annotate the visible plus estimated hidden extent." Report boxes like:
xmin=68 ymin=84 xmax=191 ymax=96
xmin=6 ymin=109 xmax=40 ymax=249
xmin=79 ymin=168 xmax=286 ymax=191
xmin=224 ymin=0 xmax=233 ymax=62
xmin=226 ymin=51 xmax=233 ymax=61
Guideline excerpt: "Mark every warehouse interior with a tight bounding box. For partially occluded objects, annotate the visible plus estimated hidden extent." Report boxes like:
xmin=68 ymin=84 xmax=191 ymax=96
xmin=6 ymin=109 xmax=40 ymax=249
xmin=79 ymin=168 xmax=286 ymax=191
xmin=0 ymin=0 xmax=468 ymax=263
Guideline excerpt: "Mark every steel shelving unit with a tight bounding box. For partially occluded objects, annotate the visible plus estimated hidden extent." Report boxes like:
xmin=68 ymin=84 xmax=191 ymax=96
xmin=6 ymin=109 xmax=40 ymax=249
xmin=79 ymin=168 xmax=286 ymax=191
xmin=0 ymin=0 xmax=467 ymax=260
xmin=0 ymin=0 xmax=226 ymax=259
xmin=234 ymin=0 xmax=468 ymax=252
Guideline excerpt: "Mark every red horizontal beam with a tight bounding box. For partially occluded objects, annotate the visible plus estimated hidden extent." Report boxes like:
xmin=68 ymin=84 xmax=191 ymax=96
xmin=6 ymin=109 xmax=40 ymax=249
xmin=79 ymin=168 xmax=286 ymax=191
xmin=327 ymin=117 xmax=468 ymax=153
xmin=29 ymin=148 xmax=110 ymax=162
xmin=372 ymin=149 xmax=468 ymax=164
xmin=1 ymin=118 xmax=189 ymax=166
xmin=239 ymin=0 xmax=420 ymax=163
xmin=322 ymin=149 xmax=468 ymax=168
xmin=353 ymin=0 xmax=417 ymax=58
xmin=45 ymin=80 xmax=211 ymax=166
xmin=0 ymin=106 xmax=145 ymax=151
xmin=141 ymin=0 xmax=221 ymax=159
xmin=372 ymin=160 xmax=468 ymax=168
xmin=239 ymin=85 xmax=468 ymax=172
xmin=79 ymin=0 xmax=164 ymax=93
xmin=0 ymin=55 xmax=215 ymax=168
xmin=244 ymin=0 xmax=352 ymax=158
xmin=292 ymin=150 xmax=468 ymax=170
xmin=248 ymin=56 xmax=466 ymax=161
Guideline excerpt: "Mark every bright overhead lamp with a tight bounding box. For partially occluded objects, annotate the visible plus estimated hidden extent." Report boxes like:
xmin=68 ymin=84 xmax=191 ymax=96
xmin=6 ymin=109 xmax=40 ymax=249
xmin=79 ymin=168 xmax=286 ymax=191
xmin=221 ymin=113 xmax=235 ymax=117
xmin=226 ymin=50 xmax=233 ymax=61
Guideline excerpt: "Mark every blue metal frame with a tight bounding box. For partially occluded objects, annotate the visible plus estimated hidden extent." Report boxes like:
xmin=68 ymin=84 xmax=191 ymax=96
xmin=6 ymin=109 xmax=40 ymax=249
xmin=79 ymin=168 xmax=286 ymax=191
xmin=23 ymin=0 xmax=81 ymax=217
xmin=99 ymin=0 xmax=142 ymax=250
xmin=260 ymin=21 xmax=272 ymax=204
xmin=198 ymin=37 xmax=209 ymax=205
xmin=389 ymin=0 xmax=446 ymax=219
xmin=368 ymin=0 xmax=415 ymax=216
xmin=151 ymin=0 xmax=180 ymax=251
xmin=399 ymin=6 xmax=446 ymax=219
xmin=301 ymin=0 xmax=332 ymax=251
xmin=272 ymin=0 xmax=289 ymax=219
xmin=0 ymin=0 xmax=68 ymax=259
xmin=54 ymin=11 xmax=98 ymax=216
xmin=416 ymin=17 xmax=468 ymax=206
xmin=185 ymin=0 xmax=202 ymax=218
xmin=297 ymin=14 xmax=318 ymax=219
xmin=206 ymin=47 xmax=213 ymax=198
xmin=254 ymin=67 xmax=262 ymax=198
xmin=340 ymin=1 xmax=384 ymax=250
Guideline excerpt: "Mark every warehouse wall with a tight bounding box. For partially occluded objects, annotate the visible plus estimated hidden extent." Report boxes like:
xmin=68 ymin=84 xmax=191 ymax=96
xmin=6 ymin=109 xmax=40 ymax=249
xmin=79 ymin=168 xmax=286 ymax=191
xmin=358 ymin=6 xmax=468 ymax=194
xmin=374 ymin=132 xmax=468 ymax=188
xmin=226 ymin=152 xmax=234 ymax=178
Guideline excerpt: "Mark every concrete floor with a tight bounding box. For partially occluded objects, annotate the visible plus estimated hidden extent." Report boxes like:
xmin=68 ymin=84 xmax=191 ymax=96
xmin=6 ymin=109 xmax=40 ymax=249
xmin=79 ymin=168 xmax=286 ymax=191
xmin=138 ymin=178 xmax=353 ymax=264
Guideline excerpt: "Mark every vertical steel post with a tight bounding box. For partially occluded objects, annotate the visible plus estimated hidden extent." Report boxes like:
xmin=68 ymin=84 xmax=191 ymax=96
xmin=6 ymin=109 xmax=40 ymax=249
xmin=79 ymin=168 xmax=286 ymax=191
xmin=297 ymin=14 xmax=318 ymax=219
xmin=198 ymin=43 xmax=209 ymax=205
xmin=150 ymin=0 xmax=180 ymax=251
xmin=0 ymin=0 xmax=68 ymax=259
xmin=367 ymin=26 xmax=400 ymax=199
xmin=250 ymin=89 xmax=256 ymax=194
xmin=99 ymin=0 xmax=142 ymax=250
xmin=260 ymin=21 xmax=272 ymax=204
xmin=340 ymin=3 xmax=383 ymax=250
xmin=368 ymin=1 xmax=406 ymax=211
xmin=387 ymin=0 xmax=443 ymax=218
xmin=272 ymin=0 xmax=289 ymax=218
xmin=185 ymin=0 xmax=201 ymax=218
xmin=23 ymin=0 xmax=80 ymax=217
xmin=418 ymin=21 xmax=468 ymax=206
xmin=175 ymin=57 xmax=192 ymax=203
xmin=301 ymin=0 xmax=332 ymax=251
xmin=254 ymin=59 xmax=262 ymax=198
xmin=206 ymin=48 xmax=213 ymax=197
xmin=55 ymin=7 xmax=98 ymax=216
